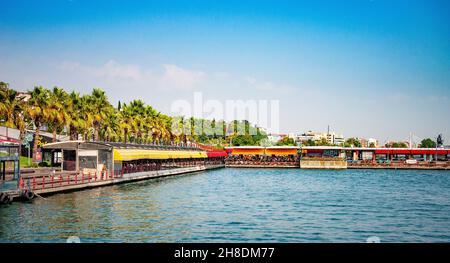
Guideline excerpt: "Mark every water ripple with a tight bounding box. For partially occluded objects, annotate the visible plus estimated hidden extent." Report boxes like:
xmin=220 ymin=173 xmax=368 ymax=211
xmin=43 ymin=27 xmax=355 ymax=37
xmin=1 ymin=168 xmax=450 ymax=242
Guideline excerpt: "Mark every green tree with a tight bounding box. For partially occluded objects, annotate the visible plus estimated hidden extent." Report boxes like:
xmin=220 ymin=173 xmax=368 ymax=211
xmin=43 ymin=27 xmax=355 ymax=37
xmin=232 ymin=134 xmax=255 ymax=146
xmin=311 ymin=138 xmax=333 ymax=146
xmin=276 ymin=137 xmax=295 ymax=146
xmin=48 ymin=87 xmax=71 ymax=142
xmin=302 ymin=139 xmax=316 ymax=146
xmin=389 ymin=142 xmax=408 ymax=148
xmin=344 ymin=138 xmax=361 ymax=147
xmin=420 ymin=138 xmax=436 ymax=148
xmin=0 ymin=82 xmax=18 ymax=127
xmin=0 ymin=82 xmax=29 ymax=155
xmin=101 ymin=107 xmax=120 ymax=142
xmin=89 ymin=88 xmax=112 ymax=141
xmin=27 ymin=86 xmax=51 ymax=161
xmin=119 ymin=102 xmax=136 ymax=144
xmin=68 ymin=92 xmax=92 ymax=140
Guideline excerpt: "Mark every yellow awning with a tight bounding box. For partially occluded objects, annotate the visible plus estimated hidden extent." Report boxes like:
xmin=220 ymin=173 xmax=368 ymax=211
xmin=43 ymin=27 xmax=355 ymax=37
xmin=265 ymin=149 xmax=298 ymax=155
xmin=113 ymin=149 xmax=208 ymax=161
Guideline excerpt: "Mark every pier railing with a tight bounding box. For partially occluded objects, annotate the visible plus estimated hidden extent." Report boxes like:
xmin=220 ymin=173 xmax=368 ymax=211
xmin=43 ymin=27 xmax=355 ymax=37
xmin=19 ymin=160 xmax=227 ymax=192
xmin=347 ymin=160 xmax=450 ymax=169
xmin=19 ymin=170 xmax=121 ymax=192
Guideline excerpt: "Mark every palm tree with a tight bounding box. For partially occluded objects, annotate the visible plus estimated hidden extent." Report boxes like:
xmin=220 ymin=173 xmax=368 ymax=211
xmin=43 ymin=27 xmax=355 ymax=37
xmin=150 ymin=113 xmax=168 ymax=144
xmin=48 ymin=87 xmax=70 ymax=142
xmin=0 ymin=82 xmax=17 ymax=127
xmin=68 ymin=92 xmax=92 ymax=140
xmin=27 ymin=86 xmax=51 ymax=161
xmin=0 ymin=82 xmax=11 ymax=122
xmin=68 ymin=92 xmax=81 ymax=140
xmin=160 ymin=114 xmax=173 ymax=143
xmin=128 ymin=100 xmax=146 ymax=143
xmin=89 ymin=88 xmax=111 ymax=141
xmin=144 ymin=105 xmax=157 ymax=143
xmin=101 ymin=110 xmax=121 ymax=142
xmin=119 ymin=103 xmax=135 ymax=144
xmin=0 ymin=82 xmax=29 ymax=155
xmin=100 ymin=106 xmax=120 ymax=142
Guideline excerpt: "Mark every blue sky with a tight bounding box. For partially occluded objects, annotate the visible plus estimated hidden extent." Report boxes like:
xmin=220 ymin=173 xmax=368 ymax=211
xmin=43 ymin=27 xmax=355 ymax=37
xmin=0 ymin=0 xmax=449 ymax=143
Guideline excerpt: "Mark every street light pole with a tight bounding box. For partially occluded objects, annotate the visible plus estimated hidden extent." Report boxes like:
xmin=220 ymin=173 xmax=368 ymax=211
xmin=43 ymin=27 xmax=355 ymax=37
xmin=435 ymin=136 xmax=438 ymax=165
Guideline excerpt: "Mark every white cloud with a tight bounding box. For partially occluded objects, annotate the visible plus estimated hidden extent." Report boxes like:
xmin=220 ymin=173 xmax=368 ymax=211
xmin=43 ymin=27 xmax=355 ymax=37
xmin=93 ymin=60 xmax=142 ymax=80
xmin=60 ymin=60 xmax=207 ymax=91
xmin=61 ymin=60 xmax=142 ymax=81
xmin=160 ymin=64 xmax=205 ymax=90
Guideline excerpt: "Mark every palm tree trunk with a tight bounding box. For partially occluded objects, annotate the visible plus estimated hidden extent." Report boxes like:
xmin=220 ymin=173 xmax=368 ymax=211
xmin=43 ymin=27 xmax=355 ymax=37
xmin=52 ymin=129 xmax=57 ymax=142
xmin=18 ymin=129 xmax=25 ymax=165
xmin=33 ymin=127 xmax=40 ymax=162
xmin=69 ymin=125 xmax=77 ymax=140
xmin=94 ymin=129 xmax=99 ymax=141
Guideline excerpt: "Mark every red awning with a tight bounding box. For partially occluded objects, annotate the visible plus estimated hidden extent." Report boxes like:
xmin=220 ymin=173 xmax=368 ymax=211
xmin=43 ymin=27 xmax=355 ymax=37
xmin=408 ymin=149 xmax=448 ymax=155
xmin=410 ymin=149 xmax=428 ymax=155
xmin=207 ymin=151 xmax=228 ymax=158
xmin=436 ymin=150 xmax=448 ymax=155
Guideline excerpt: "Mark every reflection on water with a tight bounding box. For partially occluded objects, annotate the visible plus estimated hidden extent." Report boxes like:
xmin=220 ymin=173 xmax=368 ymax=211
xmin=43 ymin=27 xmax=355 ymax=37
xmin=1 ymin=168 xmax=450 ymax=242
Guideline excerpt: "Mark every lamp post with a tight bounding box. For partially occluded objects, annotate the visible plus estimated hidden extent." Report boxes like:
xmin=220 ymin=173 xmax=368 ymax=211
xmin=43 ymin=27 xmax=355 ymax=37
xmin=435 ymin=136 xmax=438 ymax=165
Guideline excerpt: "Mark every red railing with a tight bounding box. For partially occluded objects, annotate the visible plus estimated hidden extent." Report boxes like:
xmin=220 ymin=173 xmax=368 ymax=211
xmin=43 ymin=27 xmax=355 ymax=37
xmin=347 ymin=160 xmax=450 ymax=168
xmin=19 ymin=170 xmax=118 ymax=192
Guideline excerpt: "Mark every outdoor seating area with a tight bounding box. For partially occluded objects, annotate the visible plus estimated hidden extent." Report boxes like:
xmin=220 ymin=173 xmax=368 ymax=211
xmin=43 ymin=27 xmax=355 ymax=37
xmin=224 ymin=146 xmax=300 ymax=167
xmin=225 ymin=155 xmax=299 ymax=167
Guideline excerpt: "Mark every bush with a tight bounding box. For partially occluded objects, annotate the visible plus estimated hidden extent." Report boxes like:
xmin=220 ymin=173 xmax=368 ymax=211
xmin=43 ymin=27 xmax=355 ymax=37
xmin=38 ymin=161 xmax=51 ymax=167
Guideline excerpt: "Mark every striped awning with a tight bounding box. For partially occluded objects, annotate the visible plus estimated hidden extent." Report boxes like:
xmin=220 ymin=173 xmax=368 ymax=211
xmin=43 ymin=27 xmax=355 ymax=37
xmin=113 ymin=149 xmax=208 ymax=161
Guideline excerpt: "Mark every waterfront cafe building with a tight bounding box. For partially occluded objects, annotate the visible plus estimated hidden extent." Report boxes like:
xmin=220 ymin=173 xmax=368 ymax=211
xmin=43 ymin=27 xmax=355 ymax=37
xmin=224 ymin=146 xmax=300 ymax=167
xmin=42 ymin=141 xmax=227 ymax=177
xmin=343 ymin=147 xmax=450 ymax=163
xmin=300 ymin=146 xmax=450 ymax=163
xmin=224 ymin=146 xmax=299 ymax=156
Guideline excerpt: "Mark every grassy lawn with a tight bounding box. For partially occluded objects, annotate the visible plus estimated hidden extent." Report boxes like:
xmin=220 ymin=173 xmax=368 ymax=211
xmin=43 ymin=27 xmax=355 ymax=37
xmin=20 ymin=156 xmax=34 ymax=168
